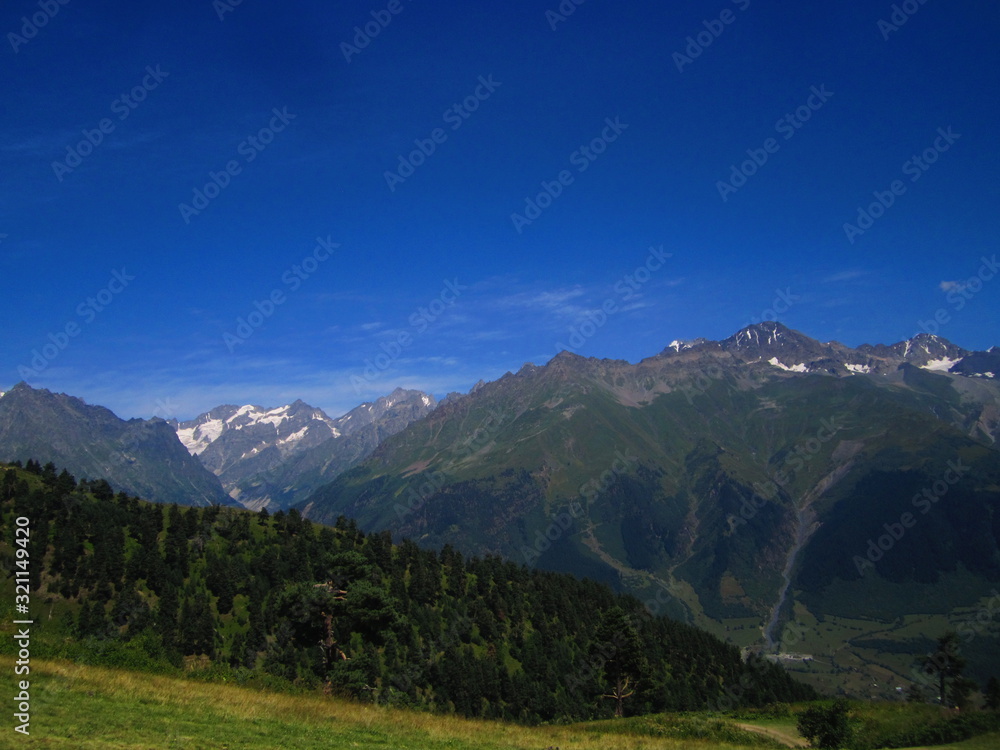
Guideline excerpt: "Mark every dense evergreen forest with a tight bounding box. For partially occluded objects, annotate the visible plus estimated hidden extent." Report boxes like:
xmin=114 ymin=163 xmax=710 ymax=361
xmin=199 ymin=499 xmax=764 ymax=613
xmin=0 ymin=460 xmax=815 ymax=722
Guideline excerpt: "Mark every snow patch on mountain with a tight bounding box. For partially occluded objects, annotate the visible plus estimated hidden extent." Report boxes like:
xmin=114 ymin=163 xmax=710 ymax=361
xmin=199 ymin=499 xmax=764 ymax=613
xmin=921 ymin=357 xmax=960 ymax=372
xmin=768 ymin=357 xmax=808 ymax=373
xmin=227 ymin=405 xmax=256 ymax=424
xmin=845 ymin=363 xmax=871 ymax=374
xmin=224 ymin=404 xmax=293 ymax=428
xmin=177 ymin=418 xmax=225 ymax=455
xmin=279 ymin=426 xmax=310 ymax=446
xmin=736 ymin=328 xmax=764 ymax=348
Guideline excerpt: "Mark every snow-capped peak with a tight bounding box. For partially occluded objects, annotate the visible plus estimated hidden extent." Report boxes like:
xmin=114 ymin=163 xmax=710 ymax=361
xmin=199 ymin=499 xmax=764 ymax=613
xmin=224 ymin=404 xmax=293 ymax=428
xmin=174 ymin=400 xmax=341 ymax=456
xmin=735 ymin=327 xmax=763 ymax=348
xmin=176 ymin=418 xmax=225 ymax=455
xmin=728 ymin=321 xmax=793 ymax=351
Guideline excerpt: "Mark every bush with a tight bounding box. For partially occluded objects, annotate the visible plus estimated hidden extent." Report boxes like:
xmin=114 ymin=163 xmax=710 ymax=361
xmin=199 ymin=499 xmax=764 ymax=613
xmin=797 ymin=700 xmax=853 ymax=748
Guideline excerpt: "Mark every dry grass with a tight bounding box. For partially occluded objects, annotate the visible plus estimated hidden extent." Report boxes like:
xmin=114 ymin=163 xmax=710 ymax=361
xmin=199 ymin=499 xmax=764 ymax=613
xmin=2 ymin=656 xmax=770 ymax=749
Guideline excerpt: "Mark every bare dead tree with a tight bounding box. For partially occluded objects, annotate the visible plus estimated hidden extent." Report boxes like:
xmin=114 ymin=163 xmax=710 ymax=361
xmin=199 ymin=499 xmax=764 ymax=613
xmin=314 ymin=581 xmax=348 ymax=692
xmin=602 ymin=674 xmax=636 ymax=718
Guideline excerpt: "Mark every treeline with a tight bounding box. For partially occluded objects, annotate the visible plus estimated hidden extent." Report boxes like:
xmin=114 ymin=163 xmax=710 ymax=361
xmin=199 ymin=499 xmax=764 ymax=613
xmin=0 ymin=460 xmax=815 ymax=722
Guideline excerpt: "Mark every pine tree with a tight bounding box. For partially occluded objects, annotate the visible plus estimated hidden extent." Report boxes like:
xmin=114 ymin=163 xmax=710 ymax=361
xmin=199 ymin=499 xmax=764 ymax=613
xmin=985 ymin=676 xmax=1000 ymax=711
xmin=1 ymin=469 xmax=17 ymax=501
xmin=592 ymin=606 xmax=647 ymax=717
xmin=179 ymin=590 xmax=216 ymax=657
xmin=156 ymin=584 xmax=180 ymax=652
xmin=918 ymin=632 xmax=967 ymax=706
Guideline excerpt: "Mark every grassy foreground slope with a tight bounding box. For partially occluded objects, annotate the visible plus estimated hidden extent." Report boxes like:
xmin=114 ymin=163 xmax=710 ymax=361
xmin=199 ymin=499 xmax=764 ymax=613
xmin=5 ymin=657 xmax=779 ymax=750
xmin=8 ymin=657 xmax=1000 ymax=750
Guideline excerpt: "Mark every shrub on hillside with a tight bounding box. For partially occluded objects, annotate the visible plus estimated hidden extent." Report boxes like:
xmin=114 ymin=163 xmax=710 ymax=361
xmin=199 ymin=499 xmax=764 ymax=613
xmin=797 ymin=700 xmax=853 ymax=748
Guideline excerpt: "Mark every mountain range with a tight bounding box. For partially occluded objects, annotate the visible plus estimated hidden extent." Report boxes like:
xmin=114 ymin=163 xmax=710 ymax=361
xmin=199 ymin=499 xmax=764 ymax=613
xmin=168 ymin=388 xmax=435 ymax=510
xmin=0 ymin=384 xmax=434 ymax=510
xmin=3 ymin=321 xmax=999 ymax=697
xmin=295 ymin=322 xmax=1000 ymax=696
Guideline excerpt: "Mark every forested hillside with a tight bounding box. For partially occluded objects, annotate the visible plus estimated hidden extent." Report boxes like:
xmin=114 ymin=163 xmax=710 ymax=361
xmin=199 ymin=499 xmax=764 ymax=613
xmin=0 ymin=460 xmax=814 ymax=723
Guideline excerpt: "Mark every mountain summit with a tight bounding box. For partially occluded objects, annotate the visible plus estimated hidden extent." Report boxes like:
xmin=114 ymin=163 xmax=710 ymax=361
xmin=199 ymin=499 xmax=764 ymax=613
xmin=172 ymin=387 xmax=436 ymax=510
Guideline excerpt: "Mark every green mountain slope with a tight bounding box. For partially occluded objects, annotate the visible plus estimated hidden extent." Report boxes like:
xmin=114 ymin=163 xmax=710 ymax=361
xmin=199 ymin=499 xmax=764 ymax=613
xmin=0 ymin=383 xmax=231 ymax=506
xmin=299 ymin=324 xmax=1000 ymax=693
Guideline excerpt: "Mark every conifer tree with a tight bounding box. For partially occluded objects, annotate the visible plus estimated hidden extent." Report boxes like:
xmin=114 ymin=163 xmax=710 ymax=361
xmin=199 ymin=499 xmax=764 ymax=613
xmin=985 ymin=676 xmax=1000 ymax=711
xmin=918 ymin=632 xmax=967 ymax=706
xmin=592 ymin=606 xmax=646 ymax=717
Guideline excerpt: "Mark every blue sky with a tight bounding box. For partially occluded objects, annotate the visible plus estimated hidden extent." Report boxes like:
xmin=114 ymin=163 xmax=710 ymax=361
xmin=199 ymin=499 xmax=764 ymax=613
xmin=3 ymin=0 xmax=998 ymax=420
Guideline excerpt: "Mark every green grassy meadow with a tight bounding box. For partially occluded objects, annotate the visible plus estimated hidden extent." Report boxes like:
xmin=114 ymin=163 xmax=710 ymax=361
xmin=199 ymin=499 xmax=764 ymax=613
xmin=3 ymin=656 xmax=779 ymax=749
xmin=5 ymin=657 xmax=1000 ymax=750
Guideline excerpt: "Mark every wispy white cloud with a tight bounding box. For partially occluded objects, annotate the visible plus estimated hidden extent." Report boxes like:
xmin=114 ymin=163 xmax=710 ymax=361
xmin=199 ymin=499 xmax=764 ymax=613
xmin=822 ymin=270 xmax=868 ymax=284
xmin=12 ymin=272 xmax=680 ymax=422
xmin=492 ymin=287 xmax=587 ymax=317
